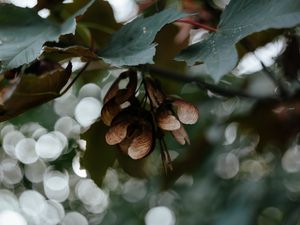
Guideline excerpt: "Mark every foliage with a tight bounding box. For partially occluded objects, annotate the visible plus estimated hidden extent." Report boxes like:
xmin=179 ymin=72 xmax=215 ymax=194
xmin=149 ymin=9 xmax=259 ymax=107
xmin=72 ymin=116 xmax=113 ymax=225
xmin=177 ymin=0 xmax=300 ymax=81
xmin=0 ymin=0 xmax=94 ymax=72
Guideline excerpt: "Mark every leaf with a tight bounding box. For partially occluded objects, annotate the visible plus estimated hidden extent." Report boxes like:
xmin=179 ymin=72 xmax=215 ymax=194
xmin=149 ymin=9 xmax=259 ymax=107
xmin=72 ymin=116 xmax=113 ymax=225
xmin=82 ymin=121 xmax=117 ymax=185
xmin=98 ymin=7 xmax=189 ymax=66
xmin=0 ymin=0 xmax=95 ymax=72
xmin=0 ymin=62 xmax=72 ymax=122
xmin=42 ymin=46 xmax=99 ymax=62
xmin=176 ymin=0 xmax=300 ymax=82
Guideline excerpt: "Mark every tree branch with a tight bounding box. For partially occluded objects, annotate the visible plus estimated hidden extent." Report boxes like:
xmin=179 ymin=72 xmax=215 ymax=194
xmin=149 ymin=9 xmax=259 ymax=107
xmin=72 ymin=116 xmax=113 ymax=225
xmin=240 ymin=39 xmax=289 ymax=99
xmin=143 ymin=65 xmax=275 ymax=100
xmin=59 ymin=62 xmax=90 ymax=97
xmin=254 ymin=53 xmax=289 ymax=99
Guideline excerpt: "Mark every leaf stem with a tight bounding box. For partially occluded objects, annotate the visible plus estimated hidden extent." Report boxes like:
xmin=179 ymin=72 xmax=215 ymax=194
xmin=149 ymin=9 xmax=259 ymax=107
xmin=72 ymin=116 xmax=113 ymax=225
xmin=176 ymin=19 xmax=217 ymax=32
xmin=59 ymin=62 xmax=90 ymax=97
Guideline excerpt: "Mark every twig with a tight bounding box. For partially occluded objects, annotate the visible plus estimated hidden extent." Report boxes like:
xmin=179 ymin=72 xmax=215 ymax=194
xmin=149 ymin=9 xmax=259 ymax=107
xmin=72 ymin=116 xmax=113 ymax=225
xmin=59 ymin=62 xmax=90 ymax=97
xmin=254 ymin=53 xmax=289 ymax=99
xmin=176 ymin=19 xmax=217 ymax=32
xmin=240 ymin=39 xmax=288 ymax=99
xmin=144 ymin=65 xmax=275 ymax=100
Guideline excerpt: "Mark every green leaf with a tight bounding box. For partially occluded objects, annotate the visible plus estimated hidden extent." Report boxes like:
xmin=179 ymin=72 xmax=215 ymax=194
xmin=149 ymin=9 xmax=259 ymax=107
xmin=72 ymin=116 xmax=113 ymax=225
xmin=0 ymin=0 xmax=94 ymax=72
xmin=98 ymin=7 xmax=188 ymax=66
xmin=176 ymin=0 xmax=300 ymax=82
xmin=82 ymin=121 xmax=117 ymax=186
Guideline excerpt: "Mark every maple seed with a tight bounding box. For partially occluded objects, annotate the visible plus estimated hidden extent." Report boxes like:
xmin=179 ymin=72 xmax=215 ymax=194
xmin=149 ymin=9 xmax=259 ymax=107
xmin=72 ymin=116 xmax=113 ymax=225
xmin=105 ymin=121 xmax=130 ymax=145
xmin=101 ymin=100 xmax=122 ymax=126
xmin=102 ymin=71 xmax=199 ymax=170
xmin=172 ymin=99 xmax=199 ymax=124
xmin=144 ymin=76 xmax=166 ymax=108
xmin=101 ymin=70 xmax=138 ymax=126
xmin=103 ymin=70 xmax=137 ymax=104
xmin=127 ymin=129 xmax=153 ymax=159
xmin=157 ymin=111 xmax=181 ymax=131
xmin=172 ymin=125 xmax=190 ymax=145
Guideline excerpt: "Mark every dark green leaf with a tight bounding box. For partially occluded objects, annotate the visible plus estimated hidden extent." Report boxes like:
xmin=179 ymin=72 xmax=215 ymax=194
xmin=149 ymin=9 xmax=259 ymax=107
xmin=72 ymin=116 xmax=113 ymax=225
xmin=0 ymin=0 xmax=94 ymax=72
xmin=98 ymin=7 xmax=189 ymax=66
xmin=176 ymin=0 xmax=300 ymax=81
xmin=82 ymin=121 xmax=117 ymax=186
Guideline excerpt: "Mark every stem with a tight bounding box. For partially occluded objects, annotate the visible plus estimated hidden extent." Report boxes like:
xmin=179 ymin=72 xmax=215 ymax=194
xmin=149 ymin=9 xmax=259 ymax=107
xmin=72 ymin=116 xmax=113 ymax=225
xmin=144 ymin=65 xmax=274 ymax=100
xmin=254 ymin=53 xmax=288 ymax=99
xmin=240 ymin=39 xmax=288 ymax=99
xmin=176 ymin=19 xmax=217 ymax=32
xmin=59 ymin=62 xmax=90 ymax=97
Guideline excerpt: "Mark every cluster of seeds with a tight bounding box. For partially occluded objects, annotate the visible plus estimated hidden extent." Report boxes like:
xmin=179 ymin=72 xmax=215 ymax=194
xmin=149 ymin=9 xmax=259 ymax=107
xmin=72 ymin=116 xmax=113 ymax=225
xmin=102 ymin=70 xmax=199 ymax=171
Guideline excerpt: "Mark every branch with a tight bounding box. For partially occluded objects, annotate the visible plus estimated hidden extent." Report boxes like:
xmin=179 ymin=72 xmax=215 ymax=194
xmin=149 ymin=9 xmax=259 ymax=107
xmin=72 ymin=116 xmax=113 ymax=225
xmin=240 ymin=39 xmax=289 ymax=99
xmin=59 ymin=62 xmax=90 ymax=97
xmin=254 ymin=53 xmax=289 ymax=99
xmin=144 ymin=65 xmax=275 ymax=100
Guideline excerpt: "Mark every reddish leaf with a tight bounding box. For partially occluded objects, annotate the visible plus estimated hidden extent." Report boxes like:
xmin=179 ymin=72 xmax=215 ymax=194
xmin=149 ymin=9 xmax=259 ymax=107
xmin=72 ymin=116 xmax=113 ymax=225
xmin=42 ymin=46 xmax=99 ymax=62
xmin=0 ymin=61 xmax=72 ymax=122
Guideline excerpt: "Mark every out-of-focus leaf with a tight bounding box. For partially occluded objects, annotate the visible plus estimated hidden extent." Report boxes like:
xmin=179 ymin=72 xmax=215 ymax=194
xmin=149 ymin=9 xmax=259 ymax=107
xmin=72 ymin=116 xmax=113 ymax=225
xmin=98 ymin=7 xmax=189 ymax=66
xmin=0 ymin=0 xmax=94 ymax=72
xmin=36 ymin=0 xmax=63 ymax=10
xmin=234 ymin=94 xmax=300 ymax=150
xmin=279 ymin=34 xmax=300 ymax=81
xmin=177 ymin=0 xmax=300 ymax=82
xmin=116 ymin=152 xmax=151 ymax=178
xmin=82 ymin=121 xmax=117 ymax=185
xmin=0 ymin=62 xmax=72 ymax=122
xmin=78 ymin=0 xmax=121 ymax=48
xmin=42 ymin=46 xmax=98 ymax=62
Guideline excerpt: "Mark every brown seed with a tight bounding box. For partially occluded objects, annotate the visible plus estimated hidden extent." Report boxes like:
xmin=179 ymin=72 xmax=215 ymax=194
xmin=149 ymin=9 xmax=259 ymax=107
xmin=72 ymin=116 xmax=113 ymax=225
xmin=172 ymin=99 xmax=199 ymax=124
xmin=105 ymin=121 xmax=130 ymax=145
xmin=127 ymin=128 xmax=153 ymax=159
xmin=157 ymin=110 xmax=181 ymax=131
xmin=171 ymin=125 xmax=190 ymax=145
xmin=144 ymin=77 xmax=166 ymax=108
xmin=101 ymin=100 xmax=121 ymax=126
xmin=103 ymin=70 xmax=137 ymax=104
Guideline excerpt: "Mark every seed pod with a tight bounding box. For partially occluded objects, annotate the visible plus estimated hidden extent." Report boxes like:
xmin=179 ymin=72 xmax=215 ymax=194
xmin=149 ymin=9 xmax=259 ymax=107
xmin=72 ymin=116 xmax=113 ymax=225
xmin=105 ymin=121 xmax=130 ymax=145
xmin=105 ymin=107 xmax=155 ymax=160
xmin=172 ymin=99 xmax=199 ymax=125
xmin=144 ymin=76 xmax=166 ymax=108
xmin=103 ymin=70 xmax=137 ymax=104
xmin=157 ymin=110 xmax=181 ymax=131
xmin=171 ymin=125 xmax=190 ymax=145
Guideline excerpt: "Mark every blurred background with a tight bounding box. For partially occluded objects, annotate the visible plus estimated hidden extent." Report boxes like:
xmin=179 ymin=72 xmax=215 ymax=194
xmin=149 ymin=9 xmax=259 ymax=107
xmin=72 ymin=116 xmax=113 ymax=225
xmin=1 ymin=0 xmax=300 ymax=225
